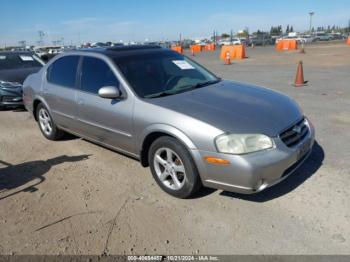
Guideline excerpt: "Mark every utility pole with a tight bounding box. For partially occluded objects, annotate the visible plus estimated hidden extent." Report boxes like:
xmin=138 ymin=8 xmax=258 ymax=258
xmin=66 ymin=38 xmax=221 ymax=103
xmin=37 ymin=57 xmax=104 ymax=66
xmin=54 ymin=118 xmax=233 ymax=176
xmin=309 ymin=12 xmax=315 ymax=34
xmin=38 ymin=30 xmax=45 ymax=46
xmin=230 ymin=29 xmax=233 ymax=43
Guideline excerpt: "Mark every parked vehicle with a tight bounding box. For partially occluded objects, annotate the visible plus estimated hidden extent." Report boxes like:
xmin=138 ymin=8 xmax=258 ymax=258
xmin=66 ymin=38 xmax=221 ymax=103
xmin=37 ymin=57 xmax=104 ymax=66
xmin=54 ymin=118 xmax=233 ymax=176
xmin=91 ymin=42 xmax=108 ymax=48
xmin=0 ymin=51 xmax=44 ymax=110
xmin=275 ymin=36 xmax=286 ymax=44
xmin=250 ymin=37 xmax=272 ymax=46
xmin=33 ymin=46 xmax=64 ymax=61
xmin=23 ymin=46 xmax=315 ymax=198
xmin=330 ymin=33 xmax=344 ymax=40
xmin=219 ymin=38 xmax=242 ymax=46
xmin=276 ymin=35 xmax=300 ymax=44
xmin=315 ymin=33 xmax=333 ymax=41
xmin=297 ymin=35 xmax=316 ymax=44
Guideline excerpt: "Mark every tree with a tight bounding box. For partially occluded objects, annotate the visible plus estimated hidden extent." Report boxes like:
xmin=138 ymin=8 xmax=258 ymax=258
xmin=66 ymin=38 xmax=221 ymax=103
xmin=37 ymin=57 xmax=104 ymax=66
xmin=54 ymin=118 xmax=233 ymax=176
xmin=290 ymin=26 xmax=294 ymax=32
xmin=237 ymin=30 xmax=249 ymax=38
xmin=270 ymin=25 xmax=283 ymax=36
xmin=286 ymin=25 xmax=290 ymax=34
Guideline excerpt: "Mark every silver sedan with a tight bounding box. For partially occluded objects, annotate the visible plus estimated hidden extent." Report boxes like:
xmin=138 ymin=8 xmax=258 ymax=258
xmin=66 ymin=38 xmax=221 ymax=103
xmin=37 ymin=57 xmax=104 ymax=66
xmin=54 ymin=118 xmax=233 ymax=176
xmin=23 ymin=46 xmax=315 ymax=198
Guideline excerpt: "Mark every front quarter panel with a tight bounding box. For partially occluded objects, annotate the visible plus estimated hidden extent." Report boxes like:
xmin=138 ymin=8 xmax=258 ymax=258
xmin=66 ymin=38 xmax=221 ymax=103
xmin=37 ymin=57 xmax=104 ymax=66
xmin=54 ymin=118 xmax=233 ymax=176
xmin=134 ymin=99 xmax=224 ymax=153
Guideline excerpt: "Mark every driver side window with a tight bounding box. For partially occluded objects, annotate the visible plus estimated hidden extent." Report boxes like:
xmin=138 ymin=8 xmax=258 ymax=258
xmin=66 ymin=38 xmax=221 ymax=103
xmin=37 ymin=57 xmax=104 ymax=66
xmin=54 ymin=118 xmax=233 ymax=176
xmin=80 ymin=57 xmax=119 ymax=95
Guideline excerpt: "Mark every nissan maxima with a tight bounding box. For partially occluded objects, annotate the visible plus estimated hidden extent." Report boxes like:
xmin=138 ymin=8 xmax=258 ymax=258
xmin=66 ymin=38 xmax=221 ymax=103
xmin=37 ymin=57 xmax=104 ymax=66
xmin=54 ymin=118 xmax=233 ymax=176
xmin=23 ymin=46 xmax=315 ymax=198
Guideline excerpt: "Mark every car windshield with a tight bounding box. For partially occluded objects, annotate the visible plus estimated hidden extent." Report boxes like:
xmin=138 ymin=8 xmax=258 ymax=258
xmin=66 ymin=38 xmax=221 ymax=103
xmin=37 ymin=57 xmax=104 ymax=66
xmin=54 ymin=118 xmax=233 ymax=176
xmin=0 ymin=53 xmax=43 ymax=70
xmin=114 ymin=51 xmax=219 ymax=98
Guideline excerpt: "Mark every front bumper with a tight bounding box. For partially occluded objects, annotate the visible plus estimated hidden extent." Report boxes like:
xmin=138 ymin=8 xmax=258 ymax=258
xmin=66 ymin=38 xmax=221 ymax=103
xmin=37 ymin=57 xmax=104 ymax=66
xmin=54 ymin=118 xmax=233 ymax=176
xmin=191 ymin=125 xmax=315 ymax=194
xmin=0 ymin=88 xmax=23 ymax=107
xmin=0 ymin=96 xmax=23 ymax=107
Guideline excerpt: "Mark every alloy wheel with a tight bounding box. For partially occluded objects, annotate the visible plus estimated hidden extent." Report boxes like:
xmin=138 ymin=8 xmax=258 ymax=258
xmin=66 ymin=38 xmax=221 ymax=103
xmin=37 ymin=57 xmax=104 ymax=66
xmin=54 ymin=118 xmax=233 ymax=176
xmin=38 ymin=108 xmax=53 ymax=136
xmin=153 ymin=147 xmax=186 ymax=190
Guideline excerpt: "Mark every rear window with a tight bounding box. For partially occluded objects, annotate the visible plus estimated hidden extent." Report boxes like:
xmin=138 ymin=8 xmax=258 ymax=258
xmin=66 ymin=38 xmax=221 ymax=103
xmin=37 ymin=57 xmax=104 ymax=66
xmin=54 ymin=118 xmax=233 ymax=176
xmin=0 ymin=54 xmax=43 ymax=70
xmin=47 ymin=56 xmax=80 ymax=88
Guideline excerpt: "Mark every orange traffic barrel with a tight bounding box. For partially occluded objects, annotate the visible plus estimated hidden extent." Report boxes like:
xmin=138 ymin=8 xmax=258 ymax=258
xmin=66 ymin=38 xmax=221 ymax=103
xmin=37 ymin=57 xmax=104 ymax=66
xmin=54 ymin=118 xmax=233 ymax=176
xmin=171 ymin=46 xmax=183 ymax=54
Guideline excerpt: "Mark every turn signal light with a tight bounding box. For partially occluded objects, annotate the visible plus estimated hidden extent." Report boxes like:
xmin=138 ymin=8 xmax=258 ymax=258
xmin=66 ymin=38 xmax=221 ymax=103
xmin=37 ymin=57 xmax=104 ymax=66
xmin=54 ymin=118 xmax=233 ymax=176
xmin=204 ymin=156 xmax=230 ymax=165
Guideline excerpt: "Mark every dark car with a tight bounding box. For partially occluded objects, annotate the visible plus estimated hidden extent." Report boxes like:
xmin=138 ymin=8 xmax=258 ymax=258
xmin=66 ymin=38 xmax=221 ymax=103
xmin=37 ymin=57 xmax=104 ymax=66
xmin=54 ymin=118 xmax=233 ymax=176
xmin=0 ymin=52 xmax=44 ymax=110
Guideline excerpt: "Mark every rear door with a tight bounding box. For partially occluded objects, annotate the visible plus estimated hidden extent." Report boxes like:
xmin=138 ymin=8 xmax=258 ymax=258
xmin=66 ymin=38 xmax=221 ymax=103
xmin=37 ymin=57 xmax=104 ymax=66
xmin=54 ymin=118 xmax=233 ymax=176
xmin=44 ymin=55 xmax=80 ymax=131
xmin=76 ymin=55 xmax=134 ymax=153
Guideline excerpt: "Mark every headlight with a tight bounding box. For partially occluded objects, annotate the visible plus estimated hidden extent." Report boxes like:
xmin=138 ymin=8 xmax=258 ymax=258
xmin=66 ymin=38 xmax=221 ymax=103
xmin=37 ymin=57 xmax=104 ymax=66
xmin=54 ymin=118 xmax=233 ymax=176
xmin=215 ymin=134 xmax=274 ymax=154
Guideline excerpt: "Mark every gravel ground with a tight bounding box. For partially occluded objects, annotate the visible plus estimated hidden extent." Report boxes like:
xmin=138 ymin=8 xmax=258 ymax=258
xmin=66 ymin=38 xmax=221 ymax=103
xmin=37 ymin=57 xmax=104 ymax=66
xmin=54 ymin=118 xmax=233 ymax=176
xmin=0 ymin=42 xmax=349 ymax=255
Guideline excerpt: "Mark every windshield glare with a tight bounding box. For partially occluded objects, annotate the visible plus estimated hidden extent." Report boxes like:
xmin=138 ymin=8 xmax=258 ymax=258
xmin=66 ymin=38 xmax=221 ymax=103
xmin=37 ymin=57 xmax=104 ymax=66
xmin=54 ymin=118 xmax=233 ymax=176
xmin=114 ymin=51 xmax=218 ymax=98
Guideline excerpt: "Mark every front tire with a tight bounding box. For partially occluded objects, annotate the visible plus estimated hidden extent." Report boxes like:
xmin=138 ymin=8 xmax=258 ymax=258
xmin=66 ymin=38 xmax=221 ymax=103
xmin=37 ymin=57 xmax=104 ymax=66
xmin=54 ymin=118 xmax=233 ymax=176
xmin=36 ymin=103 xmax=64 ymax=140
xmin=149 ymin=136 xmax=201 ymax=198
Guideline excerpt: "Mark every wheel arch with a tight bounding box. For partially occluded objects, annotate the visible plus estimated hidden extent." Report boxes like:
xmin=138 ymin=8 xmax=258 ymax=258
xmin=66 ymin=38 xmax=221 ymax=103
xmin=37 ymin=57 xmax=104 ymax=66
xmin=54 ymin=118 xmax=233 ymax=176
xmin=139 ymin=124 xmax=197 ymax=167
xmin=32 ymin=97 xmax=51 ymax=121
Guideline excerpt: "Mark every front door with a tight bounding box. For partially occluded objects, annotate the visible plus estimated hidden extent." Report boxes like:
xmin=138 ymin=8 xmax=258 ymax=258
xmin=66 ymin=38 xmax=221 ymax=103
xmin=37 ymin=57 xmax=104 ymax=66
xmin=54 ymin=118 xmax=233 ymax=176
xmin=76 ymin=56 xmax=134 ymax=154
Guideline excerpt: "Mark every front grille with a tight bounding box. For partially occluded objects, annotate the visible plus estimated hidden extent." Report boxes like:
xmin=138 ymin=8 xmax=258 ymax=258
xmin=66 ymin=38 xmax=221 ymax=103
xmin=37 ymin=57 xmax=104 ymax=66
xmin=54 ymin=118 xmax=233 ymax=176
xmin=280 ymin=118 xmax=309 ymax=147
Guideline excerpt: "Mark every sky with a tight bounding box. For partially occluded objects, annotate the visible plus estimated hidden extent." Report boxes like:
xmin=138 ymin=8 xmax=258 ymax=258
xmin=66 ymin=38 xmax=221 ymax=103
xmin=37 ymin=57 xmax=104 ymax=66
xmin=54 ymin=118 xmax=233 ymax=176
xmin=1 ymin=0 xmax=349 ymax=46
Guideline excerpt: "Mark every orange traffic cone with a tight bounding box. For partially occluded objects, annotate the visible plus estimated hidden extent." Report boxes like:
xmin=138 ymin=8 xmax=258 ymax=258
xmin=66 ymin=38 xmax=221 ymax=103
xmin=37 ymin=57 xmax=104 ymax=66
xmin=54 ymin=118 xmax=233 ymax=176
xmin=225 ymin=52 xmax=231 ymax=65
xmin=293 ymin=61 xmax=308 ymax=87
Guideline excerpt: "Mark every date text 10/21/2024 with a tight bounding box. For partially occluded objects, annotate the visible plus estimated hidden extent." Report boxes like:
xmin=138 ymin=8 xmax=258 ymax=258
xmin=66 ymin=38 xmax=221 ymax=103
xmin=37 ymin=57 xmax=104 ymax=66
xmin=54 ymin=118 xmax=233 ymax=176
xmin=127 ymin=255 xmax=220 ymax=261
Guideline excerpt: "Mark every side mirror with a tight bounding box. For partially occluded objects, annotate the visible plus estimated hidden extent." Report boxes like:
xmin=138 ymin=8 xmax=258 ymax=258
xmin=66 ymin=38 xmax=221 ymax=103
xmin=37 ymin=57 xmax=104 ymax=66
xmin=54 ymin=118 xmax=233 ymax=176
xmin=98 ymin=86 xmax=121 ymax=99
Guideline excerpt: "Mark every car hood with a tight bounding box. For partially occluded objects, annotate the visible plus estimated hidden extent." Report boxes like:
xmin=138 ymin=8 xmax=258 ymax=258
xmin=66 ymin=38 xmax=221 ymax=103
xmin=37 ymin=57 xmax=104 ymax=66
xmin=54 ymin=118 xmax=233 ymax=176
xmin=147 ymin=80 xmax=303 ymax=137
xmin=0 ymin=67 xmax=41 ymax=84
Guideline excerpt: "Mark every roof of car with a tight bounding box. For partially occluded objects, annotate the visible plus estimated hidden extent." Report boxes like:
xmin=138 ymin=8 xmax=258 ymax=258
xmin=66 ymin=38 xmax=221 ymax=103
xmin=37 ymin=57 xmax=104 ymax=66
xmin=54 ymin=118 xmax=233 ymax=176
xmin=78 ymin=45 xmax=173 ymax=58
xmin=81 ymin=45 xmax=161 ymax=52
xmin=0 ymin=51 xmax=35 ymax=55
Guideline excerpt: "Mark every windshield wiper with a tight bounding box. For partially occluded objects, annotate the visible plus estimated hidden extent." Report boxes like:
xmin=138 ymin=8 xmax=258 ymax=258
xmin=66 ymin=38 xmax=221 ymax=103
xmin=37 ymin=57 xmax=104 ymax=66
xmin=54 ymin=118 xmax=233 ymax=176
xmin=145 ymin=90 xmax=176 ymax=98
xmin=191 ymin=79 xmax=221 ymax=89
xmin=145 ymin=79 xmax=222 ymax=99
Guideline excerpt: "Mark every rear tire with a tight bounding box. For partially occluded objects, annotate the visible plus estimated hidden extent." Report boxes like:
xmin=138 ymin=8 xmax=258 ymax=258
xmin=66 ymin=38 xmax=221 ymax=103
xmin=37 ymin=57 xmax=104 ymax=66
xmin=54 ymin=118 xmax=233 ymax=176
xmin=149 ymin=136 xmax=202 ymax=198
xmin=36 ymin=103 xmax=64 ymax=140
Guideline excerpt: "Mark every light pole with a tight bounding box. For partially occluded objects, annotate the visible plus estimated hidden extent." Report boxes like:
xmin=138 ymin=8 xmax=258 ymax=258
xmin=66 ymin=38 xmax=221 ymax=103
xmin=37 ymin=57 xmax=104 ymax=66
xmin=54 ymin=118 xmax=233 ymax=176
xmin=309 ymin=12 xmax=314 ymax=34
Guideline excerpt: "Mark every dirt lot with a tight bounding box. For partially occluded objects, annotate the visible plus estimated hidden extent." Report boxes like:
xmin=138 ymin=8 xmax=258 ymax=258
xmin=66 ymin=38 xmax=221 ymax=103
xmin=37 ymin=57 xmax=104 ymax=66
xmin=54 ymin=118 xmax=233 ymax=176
xmin=1 ymin=42 xmax=350 ymax=255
